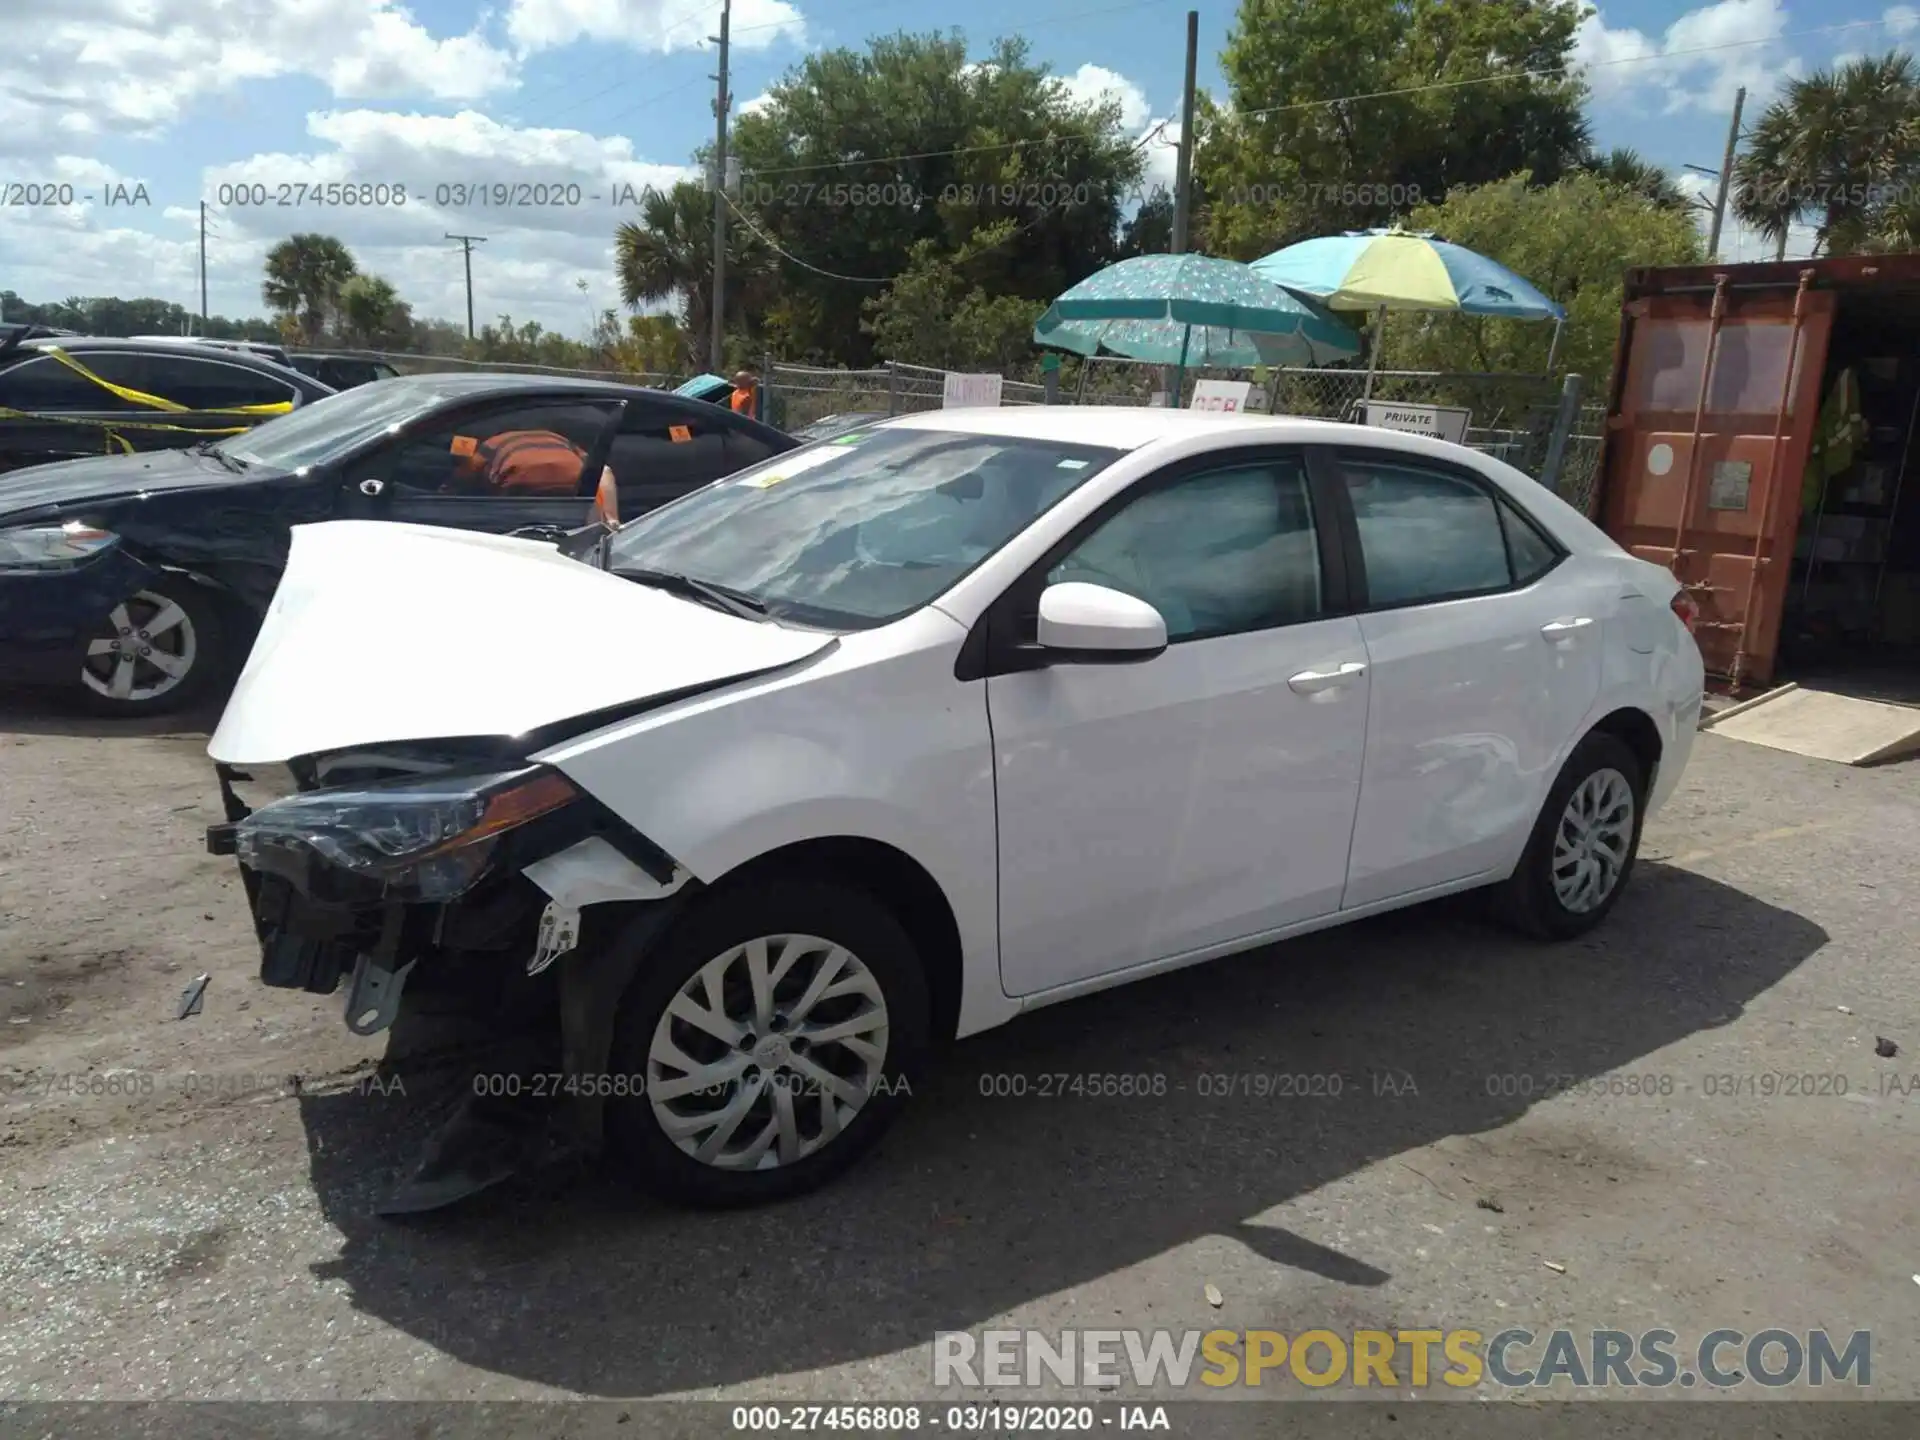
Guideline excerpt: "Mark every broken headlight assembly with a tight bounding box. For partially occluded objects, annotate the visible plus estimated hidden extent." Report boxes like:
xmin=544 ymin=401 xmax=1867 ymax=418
xmin=233 ymin=765 xmax=580 ymax=903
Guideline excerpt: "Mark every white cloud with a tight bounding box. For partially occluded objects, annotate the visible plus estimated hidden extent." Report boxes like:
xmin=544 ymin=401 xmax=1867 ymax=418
xmin=738 ymin=91 xmax=776 ymax=117
xmin=502 ymin=0 xmax=805 ymax=55
xmin=0 ymin=0 xmax=521 ymax=156
xmin=1577 ymin=0 xmax=1800 ymax=114
xmin=1671 ymin=164 xmax=1820 ymax=261
xmin=1057 ymin=63 xmax=1152 ymax=132
xmin=1887 ymin=6 xmax=1920 ymax=38
xmin=1 ymin=112 xmax=695 ymax=335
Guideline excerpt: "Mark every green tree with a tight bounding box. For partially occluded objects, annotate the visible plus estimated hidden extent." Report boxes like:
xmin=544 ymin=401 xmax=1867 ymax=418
xmin=862 ymin=219 xmax=1048 ymax=370
xmin=1383 ymin=171 xmax=1704 ymax=384
xmin=614 ymin=181 xmax=772 ymax=370
xmin=337 ymin=274 xmax=413 ymax=347
xmin=1118 ymin=185 xmax=1176 ymax=256
xmin=1732 ymin=53 xmax=1920 ymax=257
xmin=1579 ymin=147 xmax=1694 ymax=213
xmin=1198 ymin=0 xmax=1591 ymax=259
xmin=261 ymin=234 xmax=358 ymax=343
xmin=728 ymin=31 xmax=1145 ymax=365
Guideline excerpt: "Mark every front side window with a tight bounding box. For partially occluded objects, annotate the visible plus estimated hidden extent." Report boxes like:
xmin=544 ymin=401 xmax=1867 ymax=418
xmin=1048 ymin=459 xmax=1322 ymax=641
xmin=361 ymin=400 xmax=622 ymax=496
xmin=220 ymin=378 xmax=454 ymax=470
xmin=606 ymin=426 xmax=1124 ymax=628
xmin=1338 ymin=452 xmax=1554 ymax=606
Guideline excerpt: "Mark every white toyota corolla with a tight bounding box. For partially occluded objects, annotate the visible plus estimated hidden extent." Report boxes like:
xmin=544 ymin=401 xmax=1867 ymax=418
xmin=204 ymin=407 xmax=1704 ymax=1211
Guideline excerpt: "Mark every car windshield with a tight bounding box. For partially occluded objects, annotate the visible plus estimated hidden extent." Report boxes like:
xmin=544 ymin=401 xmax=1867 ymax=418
xmin=216 ymin=377 xmax=443 ymax=471
xmin=605 ymin=425 xmax=1126 ymax=628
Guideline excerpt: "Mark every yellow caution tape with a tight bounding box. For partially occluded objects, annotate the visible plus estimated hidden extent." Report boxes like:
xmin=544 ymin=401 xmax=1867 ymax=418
xmin=41 ymin=346 xmax=294 ymax=417
xmin=0 ymin=406 xmax=255 ymax=457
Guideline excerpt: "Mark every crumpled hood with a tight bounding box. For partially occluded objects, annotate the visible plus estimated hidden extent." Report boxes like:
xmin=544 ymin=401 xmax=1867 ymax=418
xmin=207 ymin=520 xmax=836 ymax=765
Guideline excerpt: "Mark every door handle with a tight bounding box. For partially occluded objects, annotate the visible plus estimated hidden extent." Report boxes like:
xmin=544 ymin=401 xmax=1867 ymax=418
xmin=1288 ymin=661 xmax=1366 ymax=694
xmin=1541 ymin=617 xmax=1594 ymax=641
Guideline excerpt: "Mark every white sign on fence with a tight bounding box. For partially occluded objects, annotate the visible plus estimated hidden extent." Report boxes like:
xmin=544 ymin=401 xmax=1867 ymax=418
xmin=1190 ymin=379 xmax=1253 ymax=413
xmin=943 ymin=372 xmax=1004 ymax=408
xmin=1148 ymin=391 xmax=1169 ymax=408
xmin=1360 ymin=401 xmax=1472 ymax=444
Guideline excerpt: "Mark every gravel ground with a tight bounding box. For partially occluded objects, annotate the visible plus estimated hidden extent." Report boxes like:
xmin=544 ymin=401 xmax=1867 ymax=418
xmin=1 ymin=704 xmax=1917 ymax=1415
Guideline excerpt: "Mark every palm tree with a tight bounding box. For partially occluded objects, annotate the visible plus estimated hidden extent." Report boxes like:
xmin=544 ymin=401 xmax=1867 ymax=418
xmin=337 ymin=273 xmax=409 ymax=347
xmin=1732 ymin=53 xmax=1920 ymax=257
xmin=1581 ymin=147 xmax=1694 ymax=214
xmin=261 ymin=234 xmax=358 ymax=343
xmin=614 ymin=181 xmax=773 ymax=370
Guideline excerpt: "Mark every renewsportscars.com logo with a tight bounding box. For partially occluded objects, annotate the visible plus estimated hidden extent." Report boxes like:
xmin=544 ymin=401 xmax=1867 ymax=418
xmin=932 ymin=1328 xmax=1872 ymax=1390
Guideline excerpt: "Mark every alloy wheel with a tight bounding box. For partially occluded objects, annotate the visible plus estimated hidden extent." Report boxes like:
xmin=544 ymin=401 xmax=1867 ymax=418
xmin=646 ymin=933 xmax=890 ymax=1171
xmin=80 ymin=590 xmax=198 ymax=704
xmin=1551 ymin=767 xmax=1635 ymax=914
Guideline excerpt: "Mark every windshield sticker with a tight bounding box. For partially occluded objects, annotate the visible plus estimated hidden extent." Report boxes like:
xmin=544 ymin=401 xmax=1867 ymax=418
xmin=669 ymin=424 xmax=693 ymax=443
xmin=830 ymin=432 xmax=869 ymax=445
xmin=1056 ymin=458 xmax=1089 ymax=469
xmin=449 ymin=435 xmax=478 ymax=457
xmin=736 ymin=446 xmax=845 ymax=487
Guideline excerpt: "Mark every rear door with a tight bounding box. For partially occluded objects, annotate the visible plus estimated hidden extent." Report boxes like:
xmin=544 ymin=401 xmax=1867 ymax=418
xmin=1322 ymin=445 xmax=1606 ymax=909
xmin=1600 ymin=287 xmax=1835 ymax=686
xmin=0 ymin=349 xmax=163 ymax=468
xmin=338 ymin=395 xmax=626 ymax=535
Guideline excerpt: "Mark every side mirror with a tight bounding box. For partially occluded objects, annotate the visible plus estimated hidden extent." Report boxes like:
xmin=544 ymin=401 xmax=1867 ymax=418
xmin=1036 ymin=582 xmax=1167 ymax=661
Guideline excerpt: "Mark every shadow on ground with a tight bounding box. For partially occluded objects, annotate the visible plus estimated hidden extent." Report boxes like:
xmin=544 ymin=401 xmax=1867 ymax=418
xmin=293 ymin=863 xmax=1825 ymax=1395
xmin=0 ymin=693 xmax=221 ymax=739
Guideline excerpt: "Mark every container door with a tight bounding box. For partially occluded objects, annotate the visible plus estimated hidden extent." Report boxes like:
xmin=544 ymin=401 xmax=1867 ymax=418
xmin=1599 ymin=287 xmax=1835 ymax=686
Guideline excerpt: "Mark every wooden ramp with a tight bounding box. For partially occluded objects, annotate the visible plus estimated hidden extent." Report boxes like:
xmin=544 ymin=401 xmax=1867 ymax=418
xmin=1702 ymin=683 xmax=1920 ymax=766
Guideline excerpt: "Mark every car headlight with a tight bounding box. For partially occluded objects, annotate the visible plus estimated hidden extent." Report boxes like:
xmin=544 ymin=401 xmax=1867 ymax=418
xmin=234 ymin=766 xmax=579 ymax=902
xmin=0 ymin=521 xmax=118 ymax=571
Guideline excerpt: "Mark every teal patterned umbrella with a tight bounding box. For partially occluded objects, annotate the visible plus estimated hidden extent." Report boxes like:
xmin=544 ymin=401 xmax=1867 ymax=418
xmin=1037 ymin=254 xmax=1360 ymax=398
xmin=1033 ymin=312 xmax=1330 ymax=368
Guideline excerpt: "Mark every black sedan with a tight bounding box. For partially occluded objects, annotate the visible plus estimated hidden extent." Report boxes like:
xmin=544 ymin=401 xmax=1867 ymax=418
xmin=0 ymin=329 xmax=337 ymax=474
xmin=0 ymin=373 xmax=799 ymax=714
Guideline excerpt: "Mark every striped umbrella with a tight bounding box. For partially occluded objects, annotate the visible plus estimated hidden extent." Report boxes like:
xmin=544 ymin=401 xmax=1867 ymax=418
xmin=1251 ymin=229 xmax=1565 ymax=395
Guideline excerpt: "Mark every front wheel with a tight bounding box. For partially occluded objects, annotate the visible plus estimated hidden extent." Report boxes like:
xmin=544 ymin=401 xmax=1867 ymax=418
xmin=604 ymin=877 xmax=931 ymax=1206
xmin=1493 ymin=732 xmax=1646 ymax=940
xmin=74 ymin=575 xmax=229 ymax=716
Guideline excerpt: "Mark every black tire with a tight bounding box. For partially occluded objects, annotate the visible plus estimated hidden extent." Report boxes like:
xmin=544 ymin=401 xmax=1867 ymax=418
xmin=73 ymin=574 xmax=229 ymax=717
xmin=1492 ymin=731 xmax=1647 ymax=941
xmin=604 ymin=876 xmax=931 ymax=1207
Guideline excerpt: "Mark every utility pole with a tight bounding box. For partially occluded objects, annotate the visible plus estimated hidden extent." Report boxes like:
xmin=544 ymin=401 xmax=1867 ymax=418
xmin=1170 ymin=9 xmax=1199 ymax=254
xmin=1706 ymin=85 xmax=1745 ymax=263
xmin=445 ymin=233 xmax=486 ymax=338
xmin=198 ymin=201 xmax=209 ymax=330
xmin=709 ymin=0 xmax=732 ymax=373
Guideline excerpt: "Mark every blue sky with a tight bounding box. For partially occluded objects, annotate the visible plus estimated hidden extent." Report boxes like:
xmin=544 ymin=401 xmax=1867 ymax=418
xmin=1 ymin=0 xmax=1913 ymax=336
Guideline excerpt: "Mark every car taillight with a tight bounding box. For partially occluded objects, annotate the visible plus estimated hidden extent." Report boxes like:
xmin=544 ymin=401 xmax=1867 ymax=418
xmin=1671 ymin=589 xmax=1699 ymax=634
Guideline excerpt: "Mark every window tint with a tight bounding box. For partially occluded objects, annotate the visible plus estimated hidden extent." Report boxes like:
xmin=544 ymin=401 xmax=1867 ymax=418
xmin=1340 ymin=454 xmax=1513 ymax=606
xmin=721 ymin=424 xmax=781 ymax=473
xmin=140 ymin=354 xmax=296 ymax=411
xmin=0 ymin=353 xmax=141 ymax=412
xmin=606 ymin=410 xmax=737 ymax=508
xmin=1049 ymin=460 xmax=1321 ymax=642
xmin=1500 ymin=499 xmax=1559 ymax=585
xmin=355 ymin=400 xmax=621 ymax=496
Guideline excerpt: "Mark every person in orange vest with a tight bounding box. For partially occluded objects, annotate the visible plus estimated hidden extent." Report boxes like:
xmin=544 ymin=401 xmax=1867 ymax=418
xmin=729 ymin=368 xmax=758 ymax=421
xmin=445 ymin=429 xmax=614 ymax=499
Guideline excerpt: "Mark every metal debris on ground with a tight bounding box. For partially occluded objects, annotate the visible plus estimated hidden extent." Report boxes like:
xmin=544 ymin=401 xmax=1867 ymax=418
xmin=1477 ymin=1197 xmax=1505 ymax=1213
xmin=1876 ymin=1036 xmax=1900 ymax=1059
xmin=1204 ymin=1283 xmax=1223 ymax=1307
xmin=175 ymin=974 xmax=209 ymax=1020
xmin=1543 ymin=1261 xmax=1567 ymax=1274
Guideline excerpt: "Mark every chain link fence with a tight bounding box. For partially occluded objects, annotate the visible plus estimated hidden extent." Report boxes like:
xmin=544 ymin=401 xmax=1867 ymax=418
xmin=297 ymin=347 xmax=679 ymax=387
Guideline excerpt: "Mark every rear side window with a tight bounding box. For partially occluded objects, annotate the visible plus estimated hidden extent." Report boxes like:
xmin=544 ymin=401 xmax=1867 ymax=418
xmin=607 ymin=409 xmax=737 ymax=509
xmin=1338 ymin=452 xmax=1559 ymax=607
xmin=140 ymin=354 xmax=297 ymax=411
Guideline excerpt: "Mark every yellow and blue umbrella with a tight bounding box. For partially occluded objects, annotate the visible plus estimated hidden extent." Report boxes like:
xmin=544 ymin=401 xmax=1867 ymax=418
xmin=1251 ymin=229 xmax=1564 ymax=398
xmin=1037 ymin=253 xmax=1360 ymax=402
xmin=1249 ymin=229 xmax=1564 ymax=320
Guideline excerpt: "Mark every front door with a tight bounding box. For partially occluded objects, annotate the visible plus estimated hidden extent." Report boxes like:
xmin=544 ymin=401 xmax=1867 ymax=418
xmin=987 ymin=451 xmax=1371 ymax=997
xmin=1326 ymin=447 xmax=1606 ymax=908
xmin=339 ymin=396 xmax=626 ymax=537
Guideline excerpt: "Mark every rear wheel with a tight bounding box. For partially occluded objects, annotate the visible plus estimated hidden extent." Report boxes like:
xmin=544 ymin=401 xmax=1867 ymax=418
xmin=604 ymin=877 xmax=930 ymax=1206
xmin=75 ymin=575 xmax=228 ymax=716
xmin=1493 ymin=731 xmax=1646 ymax=940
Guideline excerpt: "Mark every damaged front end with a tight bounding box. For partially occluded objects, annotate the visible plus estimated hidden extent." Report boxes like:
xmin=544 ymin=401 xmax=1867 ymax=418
xmin=207 ymin=742 xmax=695 ymax=1213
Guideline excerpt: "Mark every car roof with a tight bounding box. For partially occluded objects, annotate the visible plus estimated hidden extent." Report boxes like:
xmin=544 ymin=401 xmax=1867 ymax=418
xmin=4 ymin=334 xmax=334 ymax=392
xmin=879 ymin=405 xmax=1613 ymax=553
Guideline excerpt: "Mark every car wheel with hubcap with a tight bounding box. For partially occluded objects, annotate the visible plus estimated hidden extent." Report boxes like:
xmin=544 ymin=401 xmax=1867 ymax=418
xmin=1494 ymin=730 xmax=1646 ymax=940
xmin=604 ymin=877 xmax=931 ymax=1206
xmin=76 ymin=576 xmax=227 ymax=716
